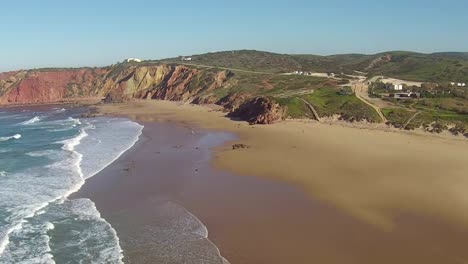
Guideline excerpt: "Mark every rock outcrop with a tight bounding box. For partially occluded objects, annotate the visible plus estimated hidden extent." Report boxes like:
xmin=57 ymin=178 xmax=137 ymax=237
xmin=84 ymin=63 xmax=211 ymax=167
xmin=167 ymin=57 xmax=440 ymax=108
xmin=0 ymin=64 xmax=286 ymax=124
xmin=228 ymin=97 xmax=286 ymax=124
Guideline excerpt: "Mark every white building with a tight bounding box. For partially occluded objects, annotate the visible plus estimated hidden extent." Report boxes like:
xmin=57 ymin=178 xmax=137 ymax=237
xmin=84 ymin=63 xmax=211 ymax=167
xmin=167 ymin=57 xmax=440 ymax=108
xmin=393 ymin=84 xmax=403 ymax=91
xmin=126 ymin=58 xmax=142 ymax=63
xmin=457 ymin=83 xmax=466 ymax=87
xmin=181 ymin=57 xmax=192 ymax=61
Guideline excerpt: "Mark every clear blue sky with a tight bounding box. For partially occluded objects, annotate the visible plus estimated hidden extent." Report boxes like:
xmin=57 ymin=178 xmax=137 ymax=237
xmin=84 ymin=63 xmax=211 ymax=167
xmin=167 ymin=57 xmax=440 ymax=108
xmin=1 ymin=0 xmax=467 ymax=71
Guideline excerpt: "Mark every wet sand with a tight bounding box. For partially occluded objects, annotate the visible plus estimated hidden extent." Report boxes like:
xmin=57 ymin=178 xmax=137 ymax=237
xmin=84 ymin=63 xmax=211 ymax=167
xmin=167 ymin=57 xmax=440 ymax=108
xmin=78 ymin=99 xmax=468 ymax=263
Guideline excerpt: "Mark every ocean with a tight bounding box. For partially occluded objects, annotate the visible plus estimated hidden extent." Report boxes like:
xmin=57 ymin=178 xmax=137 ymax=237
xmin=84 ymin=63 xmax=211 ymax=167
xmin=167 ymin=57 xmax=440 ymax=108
xmin=0 ymin=106 xmax=143 ymax=263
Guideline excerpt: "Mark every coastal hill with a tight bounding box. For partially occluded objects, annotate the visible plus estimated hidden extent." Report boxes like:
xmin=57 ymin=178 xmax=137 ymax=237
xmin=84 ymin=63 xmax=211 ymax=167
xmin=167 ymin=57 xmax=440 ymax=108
xmin=158 ymin=50 xmax=468 ymax=83
xmin=1 ymin=50 xmax=468 ymax=136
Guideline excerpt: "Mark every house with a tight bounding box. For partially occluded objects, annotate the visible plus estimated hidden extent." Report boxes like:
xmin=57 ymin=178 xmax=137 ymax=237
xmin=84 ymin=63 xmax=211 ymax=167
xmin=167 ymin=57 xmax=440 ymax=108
xmin=457 ymin=83 xmax=466 ymax=87
xmin=181 ymin=57 xmax=192 ymax=61
xmin=450 ymin=82 xmax=456 ymax=86
xmin=126 ymin=58 xmax=142 ymax=63
xmin=389 ymin=92 xmax=420 ymax=99
xmin=393 ymin=84 xmax=403 ymax=91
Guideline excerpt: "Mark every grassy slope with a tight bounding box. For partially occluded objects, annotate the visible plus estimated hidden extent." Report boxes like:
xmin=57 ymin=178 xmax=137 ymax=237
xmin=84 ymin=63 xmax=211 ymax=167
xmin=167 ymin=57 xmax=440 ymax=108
xmin=302 ymin=88 xmax=380 ymax=122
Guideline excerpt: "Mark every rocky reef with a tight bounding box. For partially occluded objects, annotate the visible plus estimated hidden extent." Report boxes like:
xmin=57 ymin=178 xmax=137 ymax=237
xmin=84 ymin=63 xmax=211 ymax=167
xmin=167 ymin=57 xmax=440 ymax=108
xmin=0 ymin=64 xmax=285 ymax=124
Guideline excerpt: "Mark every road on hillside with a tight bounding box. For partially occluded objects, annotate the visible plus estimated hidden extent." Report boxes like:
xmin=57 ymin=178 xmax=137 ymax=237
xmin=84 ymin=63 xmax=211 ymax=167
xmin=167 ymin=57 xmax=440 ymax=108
xmin=351 ymin=80 xmax=388 ymax=123
xmin=174 ymin=62 xmax=277 ymax=75
xmin=172 ymin=61 xmax=388 ymax=123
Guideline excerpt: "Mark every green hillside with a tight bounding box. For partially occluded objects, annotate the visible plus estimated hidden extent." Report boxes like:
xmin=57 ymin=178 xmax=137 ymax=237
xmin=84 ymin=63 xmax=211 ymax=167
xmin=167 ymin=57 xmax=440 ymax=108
xmin=157 ymin=50 xmax=468 ymax=83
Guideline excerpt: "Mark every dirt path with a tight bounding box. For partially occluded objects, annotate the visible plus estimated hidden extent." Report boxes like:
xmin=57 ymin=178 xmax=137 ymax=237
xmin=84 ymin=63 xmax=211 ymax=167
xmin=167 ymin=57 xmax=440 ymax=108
xmin=297 ymin=97 xmax=321 ymax=121
xmin=404 ymin=111 xmax=421 ymax=128
xmin=352 ymin=81 xmax=388 ymax=123
xmin=173 ymin=62 xmax=276 ymax=75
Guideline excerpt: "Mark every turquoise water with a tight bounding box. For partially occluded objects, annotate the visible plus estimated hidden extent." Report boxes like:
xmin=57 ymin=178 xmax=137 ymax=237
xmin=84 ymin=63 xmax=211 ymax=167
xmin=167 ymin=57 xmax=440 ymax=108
xmin=0 ymin=107 xmax=143 ymax=263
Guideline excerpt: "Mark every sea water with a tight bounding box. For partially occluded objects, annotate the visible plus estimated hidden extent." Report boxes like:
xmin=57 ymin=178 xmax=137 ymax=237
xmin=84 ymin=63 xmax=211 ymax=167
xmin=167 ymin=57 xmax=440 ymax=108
xmin=0 ymin=107 xmax=143 ymax=263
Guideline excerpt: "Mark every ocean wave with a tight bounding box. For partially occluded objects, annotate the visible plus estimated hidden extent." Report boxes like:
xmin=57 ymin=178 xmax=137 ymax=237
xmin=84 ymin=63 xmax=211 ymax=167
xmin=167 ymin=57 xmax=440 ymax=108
xmin=62 ymin=199 xmax=124 ymax=263
xmin=54 ymin=108 xmax=66 ymax=113
xmin=66 ymin=117 xmax=81 ymax=126
xmin=0 ymin=134 xmax=22 ymax=142
xmin=0 ymin=117 xmax=144 ymax=263
xmin=0 ymin=171 xmax=7 ymax=177
xmin=0 ymin=218 xmax=56 ymax=264
xmin=0 ymin=222 xmax=24 ymax=259
xmin=20 ymin=116 xmax=41 ymax=125
xmin=0 ymin=128 xmax=90 ymax=260
xmin=47 ymin=127 xmax=73 ymax=132
xmin=26 ymin=150 xmax=58 ymax=157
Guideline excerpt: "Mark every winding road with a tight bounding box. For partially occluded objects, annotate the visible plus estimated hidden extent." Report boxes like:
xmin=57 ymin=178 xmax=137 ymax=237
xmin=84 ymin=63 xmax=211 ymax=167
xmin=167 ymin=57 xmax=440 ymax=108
xmin=351 ymin=81 xmax=388 ymax=123
xmin=170 ymin=61 xmax=388 ymax=124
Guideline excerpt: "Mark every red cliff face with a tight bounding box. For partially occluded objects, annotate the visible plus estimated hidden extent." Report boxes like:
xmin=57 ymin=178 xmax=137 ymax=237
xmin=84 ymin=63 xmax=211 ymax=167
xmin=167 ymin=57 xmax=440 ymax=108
xmin=0 ymin=69 xmax=107 ymax=104
xmin=0 ymin=64 xmax=286 ymax=124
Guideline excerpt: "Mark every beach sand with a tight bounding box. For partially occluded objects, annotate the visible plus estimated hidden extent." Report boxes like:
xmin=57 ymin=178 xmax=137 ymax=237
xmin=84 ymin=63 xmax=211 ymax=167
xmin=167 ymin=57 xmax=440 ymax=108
xmin=78 ymin=99 xmax=468 ymax=263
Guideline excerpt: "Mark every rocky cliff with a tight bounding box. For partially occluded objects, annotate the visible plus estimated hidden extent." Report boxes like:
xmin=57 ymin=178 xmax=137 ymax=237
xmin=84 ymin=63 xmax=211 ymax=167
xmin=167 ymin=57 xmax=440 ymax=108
xmin=0 ymin=64 xmax=286 ymax=124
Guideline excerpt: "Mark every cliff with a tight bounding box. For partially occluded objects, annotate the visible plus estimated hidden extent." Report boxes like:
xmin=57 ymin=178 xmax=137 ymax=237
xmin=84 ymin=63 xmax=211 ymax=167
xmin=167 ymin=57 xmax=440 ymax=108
xmin=0 ymin=64 xmax=286 ymax=124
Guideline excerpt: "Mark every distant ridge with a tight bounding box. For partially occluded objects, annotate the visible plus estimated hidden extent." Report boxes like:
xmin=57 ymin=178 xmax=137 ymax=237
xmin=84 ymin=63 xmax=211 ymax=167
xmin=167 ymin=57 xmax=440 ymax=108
xmin=157 ymin=50 xmax=468 ymax=83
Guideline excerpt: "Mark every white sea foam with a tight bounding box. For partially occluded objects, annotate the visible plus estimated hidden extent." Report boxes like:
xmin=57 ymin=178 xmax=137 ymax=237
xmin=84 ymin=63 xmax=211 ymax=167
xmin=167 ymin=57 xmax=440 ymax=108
xmin=67 ymin=117 xmax=81 ymax=125
xmin=0 ymin=171 xmax=7 ymax=177
xmin=25 ymin=150 xmax=57 ymax=157
xmin=0 ymin=116 xmax=143 ymax=263
xmin=78 ymin=119 xmax=143 ymax=180
xmin=0 ymin=219 xmax=56 ymax=264
xmin=47 ymin=128 xmax=72 ymax=132
xmin=177 ymin=203 xmax=230 ymax=263
xmin=20 ymin=116 xmax=41 ymax=125
xmin=0 ymin=134 xmax=21 ymax=142
xmin=67 ymin=199 xmax=124 ymax=263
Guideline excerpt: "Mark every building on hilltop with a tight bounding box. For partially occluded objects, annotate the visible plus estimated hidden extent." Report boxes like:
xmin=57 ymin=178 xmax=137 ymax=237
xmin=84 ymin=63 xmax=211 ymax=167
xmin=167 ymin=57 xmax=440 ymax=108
xmin=181 ymin=57 xmax=192 ymax=61
xmin=126 ymin=58 xmax=142 ymax=63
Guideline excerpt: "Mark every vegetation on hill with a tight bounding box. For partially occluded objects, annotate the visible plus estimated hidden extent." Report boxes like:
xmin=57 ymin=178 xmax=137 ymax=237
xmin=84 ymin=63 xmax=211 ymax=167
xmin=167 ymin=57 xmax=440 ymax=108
xmin=157 ymin=50 xmax=468 ymax=83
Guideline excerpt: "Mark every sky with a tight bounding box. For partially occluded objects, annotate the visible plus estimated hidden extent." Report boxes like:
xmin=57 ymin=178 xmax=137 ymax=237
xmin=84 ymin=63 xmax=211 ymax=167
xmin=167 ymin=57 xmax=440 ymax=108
xmin=1 ymin=0 xmax=467 ymax=71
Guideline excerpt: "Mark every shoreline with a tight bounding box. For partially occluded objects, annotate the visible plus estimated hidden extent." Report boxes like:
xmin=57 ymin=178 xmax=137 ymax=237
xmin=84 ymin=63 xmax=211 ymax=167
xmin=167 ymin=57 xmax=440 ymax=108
xmin=92 ymin=99 xmax=468 ymax=263
xmin=0 ymin=98 xmax=103 ymax=109
xmin=73 ymin=122 xmax=235 ymax=263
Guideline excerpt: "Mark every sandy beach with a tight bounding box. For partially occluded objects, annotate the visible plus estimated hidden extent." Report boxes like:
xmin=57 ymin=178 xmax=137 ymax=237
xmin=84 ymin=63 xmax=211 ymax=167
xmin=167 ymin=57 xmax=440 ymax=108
xmin=79 ymin=99 xmax=468 ymax=263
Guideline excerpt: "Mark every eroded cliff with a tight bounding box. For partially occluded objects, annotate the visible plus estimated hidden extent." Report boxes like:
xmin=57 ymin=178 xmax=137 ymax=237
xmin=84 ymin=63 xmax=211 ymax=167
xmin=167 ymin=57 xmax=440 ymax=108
xmin=0 ymin=64 xmax=286 ymax=124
